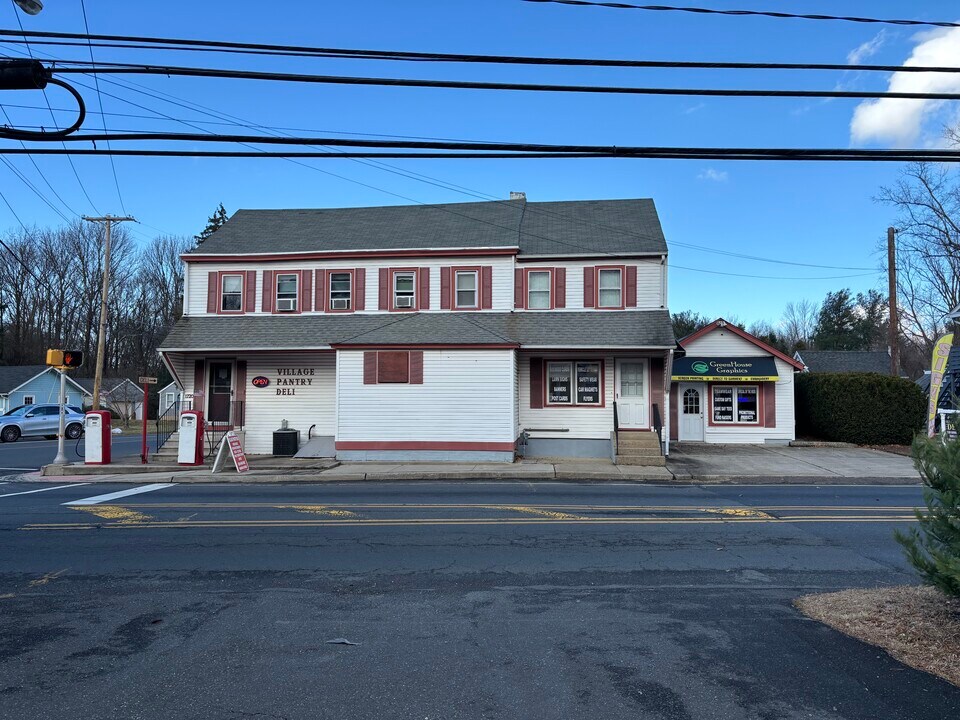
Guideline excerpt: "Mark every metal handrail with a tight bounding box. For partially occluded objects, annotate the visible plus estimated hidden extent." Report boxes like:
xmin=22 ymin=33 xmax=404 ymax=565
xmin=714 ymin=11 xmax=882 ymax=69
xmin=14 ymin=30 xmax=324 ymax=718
xmin=652 ymin=403 xmax=663 ymax=449
xmin=612 ymin=400 xmax=619 ymax=455
xmin=155 ymin=399 xmax=182 ymax=453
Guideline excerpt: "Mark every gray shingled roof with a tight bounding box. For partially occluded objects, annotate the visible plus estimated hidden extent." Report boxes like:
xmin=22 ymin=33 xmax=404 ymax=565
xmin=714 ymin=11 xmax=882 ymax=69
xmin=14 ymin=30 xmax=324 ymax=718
xmin=159 ymin=311 xmax=676 ymax=350
xmin=796 ymin=350 xmax=892 ymax=375
xmin=73 ymin=377 xmax=138 ymax=396
xmin=0 ymin=365 xmax=51 ymax=394
xmin=188 ymin=199 xmax=666 ymax=257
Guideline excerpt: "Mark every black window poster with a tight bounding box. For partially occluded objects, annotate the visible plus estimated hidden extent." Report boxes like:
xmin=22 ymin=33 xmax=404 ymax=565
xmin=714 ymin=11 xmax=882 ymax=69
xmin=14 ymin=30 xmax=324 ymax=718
xmin=548 ymin=363 xmax=572 ymax=404
xmin=576 ymin=362 xmax=601 ymax=404
xmin=713 ymin=387 xmax=734 ymax=422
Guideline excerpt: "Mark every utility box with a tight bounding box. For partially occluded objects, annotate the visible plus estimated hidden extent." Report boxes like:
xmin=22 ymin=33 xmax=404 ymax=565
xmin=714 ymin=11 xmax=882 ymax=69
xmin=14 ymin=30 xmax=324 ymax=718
xmin=177 ymin=410 xmax=205 ymax=466
xmin=84 ymin=411 xmax=111 ymax=465
xmin=272 ymin=428 xmax=300 ymax=456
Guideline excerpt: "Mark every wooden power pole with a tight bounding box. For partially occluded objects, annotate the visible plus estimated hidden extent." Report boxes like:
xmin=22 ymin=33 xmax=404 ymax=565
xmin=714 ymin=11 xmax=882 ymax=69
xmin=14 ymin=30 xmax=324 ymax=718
xmin=83 ymin=215 xmax=135 ymax=409
xmin=887 ymin=226 xmax=899 ymax=377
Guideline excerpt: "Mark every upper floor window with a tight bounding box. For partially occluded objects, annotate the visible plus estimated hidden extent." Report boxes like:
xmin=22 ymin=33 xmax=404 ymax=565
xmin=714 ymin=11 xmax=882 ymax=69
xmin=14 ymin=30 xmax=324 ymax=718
xmin=455 ymin=270 xmax=478 ymax=309
xmin=527 ymin=270 xmax=552 ymax=309
xmin=394 ymin=271 xmax=416 ymax=309
xmin=329 ymin=272 xmax=352 ymax=311
xmin=276 ymin=273 xmax=299 ymax=312
xmin=221 ymin=274 xmax=243 ymax=312
xmin=597 ymin=268 xmax=622 ymax=308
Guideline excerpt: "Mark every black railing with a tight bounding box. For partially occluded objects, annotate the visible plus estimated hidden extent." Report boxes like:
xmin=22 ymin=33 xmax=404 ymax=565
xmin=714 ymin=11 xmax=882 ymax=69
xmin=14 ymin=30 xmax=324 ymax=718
xmin=155 ymin=399 xmax=188 ymax=455
xmin=203 ymin=401 xmax=245 ymax=459
xmin=612 ymin=400 xmax=619 ymax=455
xmin=652 ymin=403 xmax=663 ymax=449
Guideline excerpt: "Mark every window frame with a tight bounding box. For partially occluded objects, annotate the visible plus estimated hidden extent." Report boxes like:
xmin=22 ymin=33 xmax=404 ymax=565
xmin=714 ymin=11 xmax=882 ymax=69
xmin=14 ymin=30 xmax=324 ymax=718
xmin=23 ymin=395 xmax=35 ymax=406
xmin=326 ymin=269 xmax=355 ymax=313
xmin=525 ymin=268 xmax=554 ymax=311
xmin=452 ymin=266 xmax=481 ymax=310
xmin=390 ymin=268 xmax=419 ymax=312
xmin=274 ymin=272 xmax=300 ymax=313
xmin=219 ymin=272 xmax=245 ymax=314
xmin=595 ymin=265 xmax=625 ymax=310
xmin=542 ymin=358 xmax=605 ymax=408
xmin=708 ymin=383 xmax=761 ymax=426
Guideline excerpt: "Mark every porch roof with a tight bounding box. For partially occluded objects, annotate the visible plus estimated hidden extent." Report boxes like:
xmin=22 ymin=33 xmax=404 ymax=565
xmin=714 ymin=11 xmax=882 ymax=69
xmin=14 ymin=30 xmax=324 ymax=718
xmin=159 ymin=310 xmax=676 ymax=351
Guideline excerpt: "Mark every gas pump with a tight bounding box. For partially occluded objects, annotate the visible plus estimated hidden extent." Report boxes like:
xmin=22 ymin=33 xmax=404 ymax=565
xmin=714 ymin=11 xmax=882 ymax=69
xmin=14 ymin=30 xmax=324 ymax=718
xmin=177 ymin=410 xmax=205 ymax=465
xmin=84 ymin=410 xmax=111 ymax=465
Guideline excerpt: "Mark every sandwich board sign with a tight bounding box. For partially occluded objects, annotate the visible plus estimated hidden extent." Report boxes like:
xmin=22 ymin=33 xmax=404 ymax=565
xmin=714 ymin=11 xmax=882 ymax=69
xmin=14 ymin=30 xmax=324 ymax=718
xmin=211 ymin=431 xmax=249 ymax=474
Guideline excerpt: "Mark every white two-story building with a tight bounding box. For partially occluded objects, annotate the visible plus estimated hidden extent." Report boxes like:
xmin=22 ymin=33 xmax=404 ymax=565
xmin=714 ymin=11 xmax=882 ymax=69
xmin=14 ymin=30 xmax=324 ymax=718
xmin=158 ymin=197 xmax=676 ymax=462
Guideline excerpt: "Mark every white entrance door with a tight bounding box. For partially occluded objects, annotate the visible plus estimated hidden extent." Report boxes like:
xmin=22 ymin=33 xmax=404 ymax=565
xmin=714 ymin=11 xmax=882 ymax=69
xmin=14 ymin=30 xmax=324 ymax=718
xmin=679 ymin=382 xmax=704 ymax=441
xmin=615 ymin=359 xmax=648 ymax=428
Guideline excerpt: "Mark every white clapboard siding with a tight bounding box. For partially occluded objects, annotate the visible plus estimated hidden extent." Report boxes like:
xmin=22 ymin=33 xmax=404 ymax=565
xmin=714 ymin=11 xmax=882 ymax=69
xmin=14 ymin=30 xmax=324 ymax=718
xmin=517 ymin=352 xmax=616 ymax=439
xmin=185 ymin=256 xmax=515 ymax=315
xmin=518 ymin=258 xmax=664 ymax=310
xmin=241 ymin=353 xmax=336 ymax=454
xmin=683 ymin=328 xmax=768 ymax=356
xmin=336 ymin=350 xmax=515 ymax=443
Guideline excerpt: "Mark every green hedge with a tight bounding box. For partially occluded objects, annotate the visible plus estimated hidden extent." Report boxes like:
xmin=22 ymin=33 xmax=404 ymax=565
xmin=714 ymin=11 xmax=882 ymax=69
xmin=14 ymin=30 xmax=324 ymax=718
xmin=795 ymin=372 xmax=926 ymax=445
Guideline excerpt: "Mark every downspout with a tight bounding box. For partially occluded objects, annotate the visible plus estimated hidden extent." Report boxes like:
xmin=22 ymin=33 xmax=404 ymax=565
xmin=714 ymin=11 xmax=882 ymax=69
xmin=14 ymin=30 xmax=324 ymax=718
xmin=664 ymin=347 xmax=674 ymax=456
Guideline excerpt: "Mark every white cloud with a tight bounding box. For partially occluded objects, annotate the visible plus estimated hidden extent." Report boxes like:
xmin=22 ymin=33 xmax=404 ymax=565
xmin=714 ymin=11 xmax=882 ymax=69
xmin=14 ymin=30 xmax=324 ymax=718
xmin=847 ymin=29 xmax=889 ymax=65
xmin=682 ymin=102 xmax=706 ymax=115
xmin=850 ymin=27 xmax=960 ymax=147
xmin=697 ymin=168 xmax=728 ymax=182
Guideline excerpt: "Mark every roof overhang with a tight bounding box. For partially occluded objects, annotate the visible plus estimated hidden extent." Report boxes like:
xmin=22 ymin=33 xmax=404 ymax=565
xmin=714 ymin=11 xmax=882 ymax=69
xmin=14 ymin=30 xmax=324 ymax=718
xmin=182 ymin=247 xmax=519 ymax=263
xmin=516 ymin=252 xmax=665 ymax=262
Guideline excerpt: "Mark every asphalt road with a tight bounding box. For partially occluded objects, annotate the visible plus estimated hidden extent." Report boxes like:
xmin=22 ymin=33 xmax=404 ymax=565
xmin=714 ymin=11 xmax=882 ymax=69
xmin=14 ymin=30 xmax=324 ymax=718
xmin=0 ymin=434 xmax=157 ymax=475
xmin=1 ymin=480 xmax=956 ymax=719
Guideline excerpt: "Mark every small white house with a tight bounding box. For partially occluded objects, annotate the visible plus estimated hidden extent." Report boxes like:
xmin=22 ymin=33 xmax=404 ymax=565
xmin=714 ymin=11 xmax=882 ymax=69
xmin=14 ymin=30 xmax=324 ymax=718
xmin=73 ymin=377 xmax=145 ymax=421
xmin=158 ymin=381 xmax=183 ymax=416
xmin=0 ymin=366 xmax=87 ymax=414
xmin=670 ymin=319 xmax=804 ymax=444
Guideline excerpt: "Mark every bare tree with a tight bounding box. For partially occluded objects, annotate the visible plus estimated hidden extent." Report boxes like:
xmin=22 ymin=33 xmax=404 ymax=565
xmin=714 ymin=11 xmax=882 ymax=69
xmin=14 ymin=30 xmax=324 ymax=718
xmin=781 ymin=299 xmax=819 ymax=352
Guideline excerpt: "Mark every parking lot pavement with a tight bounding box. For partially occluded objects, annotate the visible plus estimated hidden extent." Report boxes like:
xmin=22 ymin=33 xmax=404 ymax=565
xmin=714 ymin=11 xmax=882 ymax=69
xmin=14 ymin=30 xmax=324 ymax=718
xmin=0 ymin=435 xmax=157 ymax=476
xmin=668 ymin=444 xmax=919 ymax=480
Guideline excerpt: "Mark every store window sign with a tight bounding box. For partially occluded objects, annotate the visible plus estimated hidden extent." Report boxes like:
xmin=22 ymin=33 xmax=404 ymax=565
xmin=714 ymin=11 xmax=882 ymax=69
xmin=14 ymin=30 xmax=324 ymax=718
xmin=548 ymin=366 xmax=572 ymax=404
xmin=576 ymin=362 xmax=601 ymax=404
xmin=673 ymin=356 xmax=778 ymax=382
xmin=251 ymin=376 xmax=270 ymax=388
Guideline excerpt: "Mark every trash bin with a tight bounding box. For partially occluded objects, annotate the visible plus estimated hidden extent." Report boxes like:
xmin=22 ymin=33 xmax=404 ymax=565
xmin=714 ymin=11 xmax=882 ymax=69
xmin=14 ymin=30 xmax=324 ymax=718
xmin=272 ymin=428 xmax=300 ymax=456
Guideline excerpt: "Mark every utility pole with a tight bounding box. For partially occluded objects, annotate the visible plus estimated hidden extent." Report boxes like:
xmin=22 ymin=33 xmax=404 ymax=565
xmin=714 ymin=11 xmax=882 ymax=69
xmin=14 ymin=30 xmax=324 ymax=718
xmin=887 ymin=226 xmax=899 ymax=377
xmin=83 ymin=215 xmax=135 ymax=409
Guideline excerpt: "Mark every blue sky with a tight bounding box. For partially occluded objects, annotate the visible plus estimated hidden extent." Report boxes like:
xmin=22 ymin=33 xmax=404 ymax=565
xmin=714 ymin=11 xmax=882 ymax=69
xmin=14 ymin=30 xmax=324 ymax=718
xmin=1 ymin=1 xmax=959 ymax=325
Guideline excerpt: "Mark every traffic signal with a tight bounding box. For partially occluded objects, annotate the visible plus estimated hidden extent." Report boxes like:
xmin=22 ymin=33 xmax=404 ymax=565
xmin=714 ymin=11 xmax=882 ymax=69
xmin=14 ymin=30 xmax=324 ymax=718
xmin=45 ymin=349 xmax=83 ymax=368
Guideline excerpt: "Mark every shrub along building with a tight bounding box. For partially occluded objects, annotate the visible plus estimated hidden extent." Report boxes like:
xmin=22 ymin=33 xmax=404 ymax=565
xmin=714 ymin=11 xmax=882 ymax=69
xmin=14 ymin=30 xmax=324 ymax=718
xmin=670 ymin=319 xmax=805 ymax=444
xmin=158 ymin=198 xmax=676 ymax=463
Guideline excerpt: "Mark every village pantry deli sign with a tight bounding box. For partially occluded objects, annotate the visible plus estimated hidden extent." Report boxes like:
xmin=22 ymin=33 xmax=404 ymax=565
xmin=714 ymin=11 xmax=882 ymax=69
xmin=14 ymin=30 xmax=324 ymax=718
xmin=252 ymin=367 xmax=316 ymax=395
xmin=672 ymin=357 xmax=779 ymax=382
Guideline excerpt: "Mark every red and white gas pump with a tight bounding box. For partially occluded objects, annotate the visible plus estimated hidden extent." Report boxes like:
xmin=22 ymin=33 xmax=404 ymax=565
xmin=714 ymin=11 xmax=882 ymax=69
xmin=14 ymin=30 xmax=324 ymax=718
xmin=84 ymin=410 xmax=112 ymax=465
xmin=177 ymin=409 xmax=205 ymax=466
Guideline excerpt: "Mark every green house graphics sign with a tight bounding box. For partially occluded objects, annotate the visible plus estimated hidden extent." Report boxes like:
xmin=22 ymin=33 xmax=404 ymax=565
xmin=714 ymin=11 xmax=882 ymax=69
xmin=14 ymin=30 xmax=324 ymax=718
xmin=672 ymin=356 xmax=779 ymax=382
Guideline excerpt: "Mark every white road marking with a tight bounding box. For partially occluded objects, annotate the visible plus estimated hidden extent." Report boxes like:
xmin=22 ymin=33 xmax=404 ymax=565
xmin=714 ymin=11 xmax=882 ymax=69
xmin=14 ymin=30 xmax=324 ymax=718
xmin=64 ymin=483 xmax=178 ymax=506
xmin=0 ymin=467 xmax=40 ymax=471
xmin=0 ymin=483 xmax=91 ymax=498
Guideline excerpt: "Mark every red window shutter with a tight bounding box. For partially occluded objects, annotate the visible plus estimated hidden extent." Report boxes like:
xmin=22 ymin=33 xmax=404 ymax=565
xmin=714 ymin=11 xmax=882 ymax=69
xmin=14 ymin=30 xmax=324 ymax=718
xmin=207 ymin=272 xmax=218 ymax=313
xmin=419 ymin=267 xmax=431 ymax=310
xmin=377 ymin=351 xmax=410 ymax=383
xmin=363 ymin=351 xmax=377 ymax=384
xmin=262 ymin=270 xmax=274 ymax=313
xmin=440 ymin=267 xmax=451 ymax=309
xmin=583 ymin=267 xmax=595 ymax=308
xmin=301 ymin=269 xmax=312 ymax=312
xmin=626 ymin=265 xmax=638 ymax=307
xmin=514 ymin=268 xmax=524 ymax=308
xmin=763 ymin=382 xmax=777 ymax=427
xmin=529 ymin=357 xmax=543 ymax=409
xmin=234 ymin=360 xmax=247 ymax=403
xmin=410 ymin=350 xmax=424 ymax=384
xmin=378 ymin=268 xmax=389 ymax=310
xmin=315 ymin=269 xmax=326 ymax=312
xmin=481 ymin=266 xmax=493 ymax=309
xmin=554 ymin=267 xmax=566 ymax=309
xmin=354 ymin=268 xmax=366 ymax=311
xmin=244 ymin=271 xmax=257 ymax=312
xmin=193 ymin=360 xmax=205 ymax=404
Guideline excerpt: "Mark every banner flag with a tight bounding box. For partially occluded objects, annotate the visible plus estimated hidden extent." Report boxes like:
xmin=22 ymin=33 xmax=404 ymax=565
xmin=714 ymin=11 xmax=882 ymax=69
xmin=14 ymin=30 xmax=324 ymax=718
xmin=928 ymin=333 xmax=954 ymax=437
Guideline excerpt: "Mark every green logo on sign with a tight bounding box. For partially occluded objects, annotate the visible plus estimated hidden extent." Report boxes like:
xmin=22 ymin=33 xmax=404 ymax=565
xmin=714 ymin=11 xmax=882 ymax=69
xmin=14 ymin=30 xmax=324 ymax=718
xmin=692 ymin=361 xmax=709 ymax=374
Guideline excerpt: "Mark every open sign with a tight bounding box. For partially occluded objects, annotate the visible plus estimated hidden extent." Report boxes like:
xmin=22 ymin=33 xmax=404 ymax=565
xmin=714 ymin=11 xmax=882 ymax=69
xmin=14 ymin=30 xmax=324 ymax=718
xmin=251 ymin=376 xmax=270 ymax=388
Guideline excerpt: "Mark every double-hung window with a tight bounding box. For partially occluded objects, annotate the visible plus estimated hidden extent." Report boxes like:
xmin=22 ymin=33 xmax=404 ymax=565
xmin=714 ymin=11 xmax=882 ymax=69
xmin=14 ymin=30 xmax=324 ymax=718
xmin=712 ymin=385 xmax=759 ymax=424
xmin=329 ymin=272 xmax=352 ymax=311
xmin=276 ymin=273 xmax=299 ymax=312
xmin=455 ymin=270 xmax=478 ymax=309
xmin=394 ymin=271 xmax=416 ymax=309
xmin=220 ymin=274 xmax=243 ymax=312
xmin=597 ymin=268 xmax=623 ymax=308
xmin=527 ymin=270 xmax=551 ymax=309
xmin=545 ymin=360 xmax=603 ymax=406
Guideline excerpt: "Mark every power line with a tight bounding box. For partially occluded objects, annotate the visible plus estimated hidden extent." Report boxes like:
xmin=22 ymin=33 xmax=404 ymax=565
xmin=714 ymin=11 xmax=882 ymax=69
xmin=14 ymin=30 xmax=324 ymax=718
xmin=47 ymin=62 xmax=960 ymax=101
xmin=79 ymin=0 xmax=126 ymax=215
xmin=520 ymin=0 xmax=960 ymax=28
xmin=670 ymin=263 xmax=877 ymax=281
xmin=3 ymin=28 xmax=959 ymax=74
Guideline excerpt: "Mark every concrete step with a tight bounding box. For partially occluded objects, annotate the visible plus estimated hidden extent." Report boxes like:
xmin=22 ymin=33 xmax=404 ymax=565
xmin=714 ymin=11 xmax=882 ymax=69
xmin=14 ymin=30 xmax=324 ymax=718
xmin=615 ymin=446 xmax=662 ymax=457
xmin=616 ymin=454 xmax=666 ymax=466
xmin=617 ymin=433 xmax=661 ymax=448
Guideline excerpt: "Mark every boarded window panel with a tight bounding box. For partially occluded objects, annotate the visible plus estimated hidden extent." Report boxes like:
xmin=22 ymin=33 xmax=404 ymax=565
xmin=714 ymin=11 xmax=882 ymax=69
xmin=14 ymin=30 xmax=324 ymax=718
xmin=363 ymin=352 xmax=377 ymax=384
xmin=377 ymin=351 xmax=410 ymax=383
xmin=529 ymin=357 xmax=543 ymax=409
xmin=763 ymin=382 xmax=776 ymax=427
xmin=410 ymin=350 xmax=424 ymax=384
